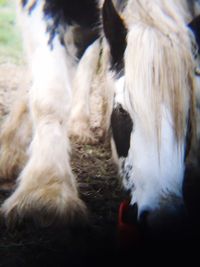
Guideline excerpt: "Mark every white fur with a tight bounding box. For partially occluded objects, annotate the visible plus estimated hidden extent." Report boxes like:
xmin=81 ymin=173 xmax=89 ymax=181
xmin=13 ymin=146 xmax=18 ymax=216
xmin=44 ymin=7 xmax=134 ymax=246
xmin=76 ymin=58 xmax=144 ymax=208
xmin=68 ymin=39 xmax=102 ymax=143
xmin=113 ymin=76 xmax=186 ymax=215
xmin=1 ymin=0 xmax=86 ymax=224
xmin=123 ymin=106 xmax=185 ymax=214
xmin=111 ymin=0 xmax=197 ymax=216
xmin=114 ymin=76 xmax=125 ymax=108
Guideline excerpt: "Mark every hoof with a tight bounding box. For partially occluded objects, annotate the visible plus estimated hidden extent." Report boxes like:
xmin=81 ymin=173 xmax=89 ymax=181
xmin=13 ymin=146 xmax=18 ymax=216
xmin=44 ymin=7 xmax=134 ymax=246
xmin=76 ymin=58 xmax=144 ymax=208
xmin=1 ymin=185 xmax=87 ymax=229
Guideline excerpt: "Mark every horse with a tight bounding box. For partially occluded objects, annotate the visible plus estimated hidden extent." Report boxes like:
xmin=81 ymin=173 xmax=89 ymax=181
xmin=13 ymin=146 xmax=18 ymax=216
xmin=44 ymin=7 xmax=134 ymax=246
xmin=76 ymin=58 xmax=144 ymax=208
xmin=0 ymin=0 xmax=200 ymax=235
xmin=102 ymin=0 xmax=200 ymax=234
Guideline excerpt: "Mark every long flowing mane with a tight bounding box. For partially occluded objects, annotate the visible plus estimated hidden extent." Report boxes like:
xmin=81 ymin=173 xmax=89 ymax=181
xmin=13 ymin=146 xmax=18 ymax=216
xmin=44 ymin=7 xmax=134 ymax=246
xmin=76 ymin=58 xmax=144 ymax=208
xmin=123 ymin=0 xmax=196 ymax=147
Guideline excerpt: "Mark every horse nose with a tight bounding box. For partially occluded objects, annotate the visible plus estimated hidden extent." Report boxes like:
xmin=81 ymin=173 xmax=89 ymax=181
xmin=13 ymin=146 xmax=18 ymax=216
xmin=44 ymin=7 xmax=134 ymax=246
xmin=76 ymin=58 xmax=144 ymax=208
xmin=138 ymin=202 xmax=187 ymax=240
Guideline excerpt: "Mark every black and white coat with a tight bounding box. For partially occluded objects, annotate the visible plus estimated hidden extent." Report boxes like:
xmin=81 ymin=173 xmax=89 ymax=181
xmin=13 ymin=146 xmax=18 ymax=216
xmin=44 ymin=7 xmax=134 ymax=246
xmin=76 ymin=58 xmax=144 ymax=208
xmin=1 ymin=0 xmax=200 ymax=231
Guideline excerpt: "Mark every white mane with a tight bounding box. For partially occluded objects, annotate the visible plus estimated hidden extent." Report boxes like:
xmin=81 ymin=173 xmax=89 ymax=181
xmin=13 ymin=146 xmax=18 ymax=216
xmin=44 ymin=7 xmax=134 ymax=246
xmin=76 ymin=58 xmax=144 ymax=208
xmin=122 ymin=0 xmax=196 ymax=146
xmin=108 ymin=0 xmax=200 ymax=212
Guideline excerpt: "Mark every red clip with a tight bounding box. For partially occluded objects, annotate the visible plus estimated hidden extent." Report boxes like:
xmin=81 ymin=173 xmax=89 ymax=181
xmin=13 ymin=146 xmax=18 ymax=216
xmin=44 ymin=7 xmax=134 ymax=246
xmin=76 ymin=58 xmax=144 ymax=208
xmin=118 ymin=199 xmax=140 ymax=248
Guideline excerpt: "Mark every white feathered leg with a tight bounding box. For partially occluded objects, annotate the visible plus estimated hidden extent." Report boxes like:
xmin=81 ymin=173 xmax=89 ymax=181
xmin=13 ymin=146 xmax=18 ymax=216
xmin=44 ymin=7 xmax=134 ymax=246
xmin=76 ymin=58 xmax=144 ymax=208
xmin=0 ymin=92 xmax=31 ymax=180
xmin=68 ymin=40 xmax=101 ymax=144
xmin=1 ymin=1 xmax=86 ymax=226
xmin=68 ymin=39 xmax=113 ymax=144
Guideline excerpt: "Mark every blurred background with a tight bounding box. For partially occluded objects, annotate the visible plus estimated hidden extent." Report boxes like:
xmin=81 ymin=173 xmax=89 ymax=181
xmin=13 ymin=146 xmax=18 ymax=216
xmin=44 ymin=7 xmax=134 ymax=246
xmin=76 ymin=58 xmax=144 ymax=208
xmin=0 ymin=0 xmax=22 ymax=64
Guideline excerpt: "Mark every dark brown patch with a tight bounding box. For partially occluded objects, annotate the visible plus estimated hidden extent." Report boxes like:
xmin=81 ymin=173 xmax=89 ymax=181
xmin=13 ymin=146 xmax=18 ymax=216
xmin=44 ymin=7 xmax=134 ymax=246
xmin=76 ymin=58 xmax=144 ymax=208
xmin=102 ymin=0 xmax=127 ymax=73
xmin=188 ymin=14 xmax=200 ymax=53
xmin=111 ymin=104 xmax=133 ymax=158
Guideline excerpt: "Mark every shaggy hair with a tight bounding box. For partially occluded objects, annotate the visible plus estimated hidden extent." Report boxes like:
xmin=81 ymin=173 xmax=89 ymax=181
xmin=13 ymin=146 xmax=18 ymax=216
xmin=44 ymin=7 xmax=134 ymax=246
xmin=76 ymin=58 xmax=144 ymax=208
xmin=122 ymin=0 xmax=196 ymax=150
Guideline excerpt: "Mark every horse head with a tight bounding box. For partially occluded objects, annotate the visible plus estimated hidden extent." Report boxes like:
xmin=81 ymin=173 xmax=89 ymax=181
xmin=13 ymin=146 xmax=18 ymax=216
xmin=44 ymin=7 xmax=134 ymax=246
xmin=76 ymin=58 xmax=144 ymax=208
xmin=103 ymin=0 xmax=200 ymax=236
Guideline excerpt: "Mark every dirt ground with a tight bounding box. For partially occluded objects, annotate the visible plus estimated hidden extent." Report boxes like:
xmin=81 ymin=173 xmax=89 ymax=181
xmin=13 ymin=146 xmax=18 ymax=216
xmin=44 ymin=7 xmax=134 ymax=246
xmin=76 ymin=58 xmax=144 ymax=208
xmin=0 ymin=63 xmax=200 ymax=266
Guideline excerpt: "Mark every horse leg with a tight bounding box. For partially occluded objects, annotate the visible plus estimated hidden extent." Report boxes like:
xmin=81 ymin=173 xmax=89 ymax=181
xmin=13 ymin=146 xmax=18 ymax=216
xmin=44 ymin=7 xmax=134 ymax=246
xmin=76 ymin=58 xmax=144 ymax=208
xmin=68 ymin=40 xmax=102 ymax=144
xmin=0 ymin=92 xmax=31 ymax=180
xmin=1 ymin=1 xmax=86 ymax=226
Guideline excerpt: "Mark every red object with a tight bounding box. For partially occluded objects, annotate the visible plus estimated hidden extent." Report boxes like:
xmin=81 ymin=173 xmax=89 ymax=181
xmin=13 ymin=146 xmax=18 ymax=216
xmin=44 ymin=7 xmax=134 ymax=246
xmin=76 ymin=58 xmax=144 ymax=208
xmin=117 ymin=199 xmax=140 ymax=248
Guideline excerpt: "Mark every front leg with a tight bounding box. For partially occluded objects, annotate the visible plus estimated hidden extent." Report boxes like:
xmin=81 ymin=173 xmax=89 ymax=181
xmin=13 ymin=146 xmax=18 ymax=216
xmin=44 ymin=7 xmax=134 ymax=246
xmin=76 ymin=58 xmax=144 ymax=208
xmin=1 ymin=1 xmax=86 ymax=226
